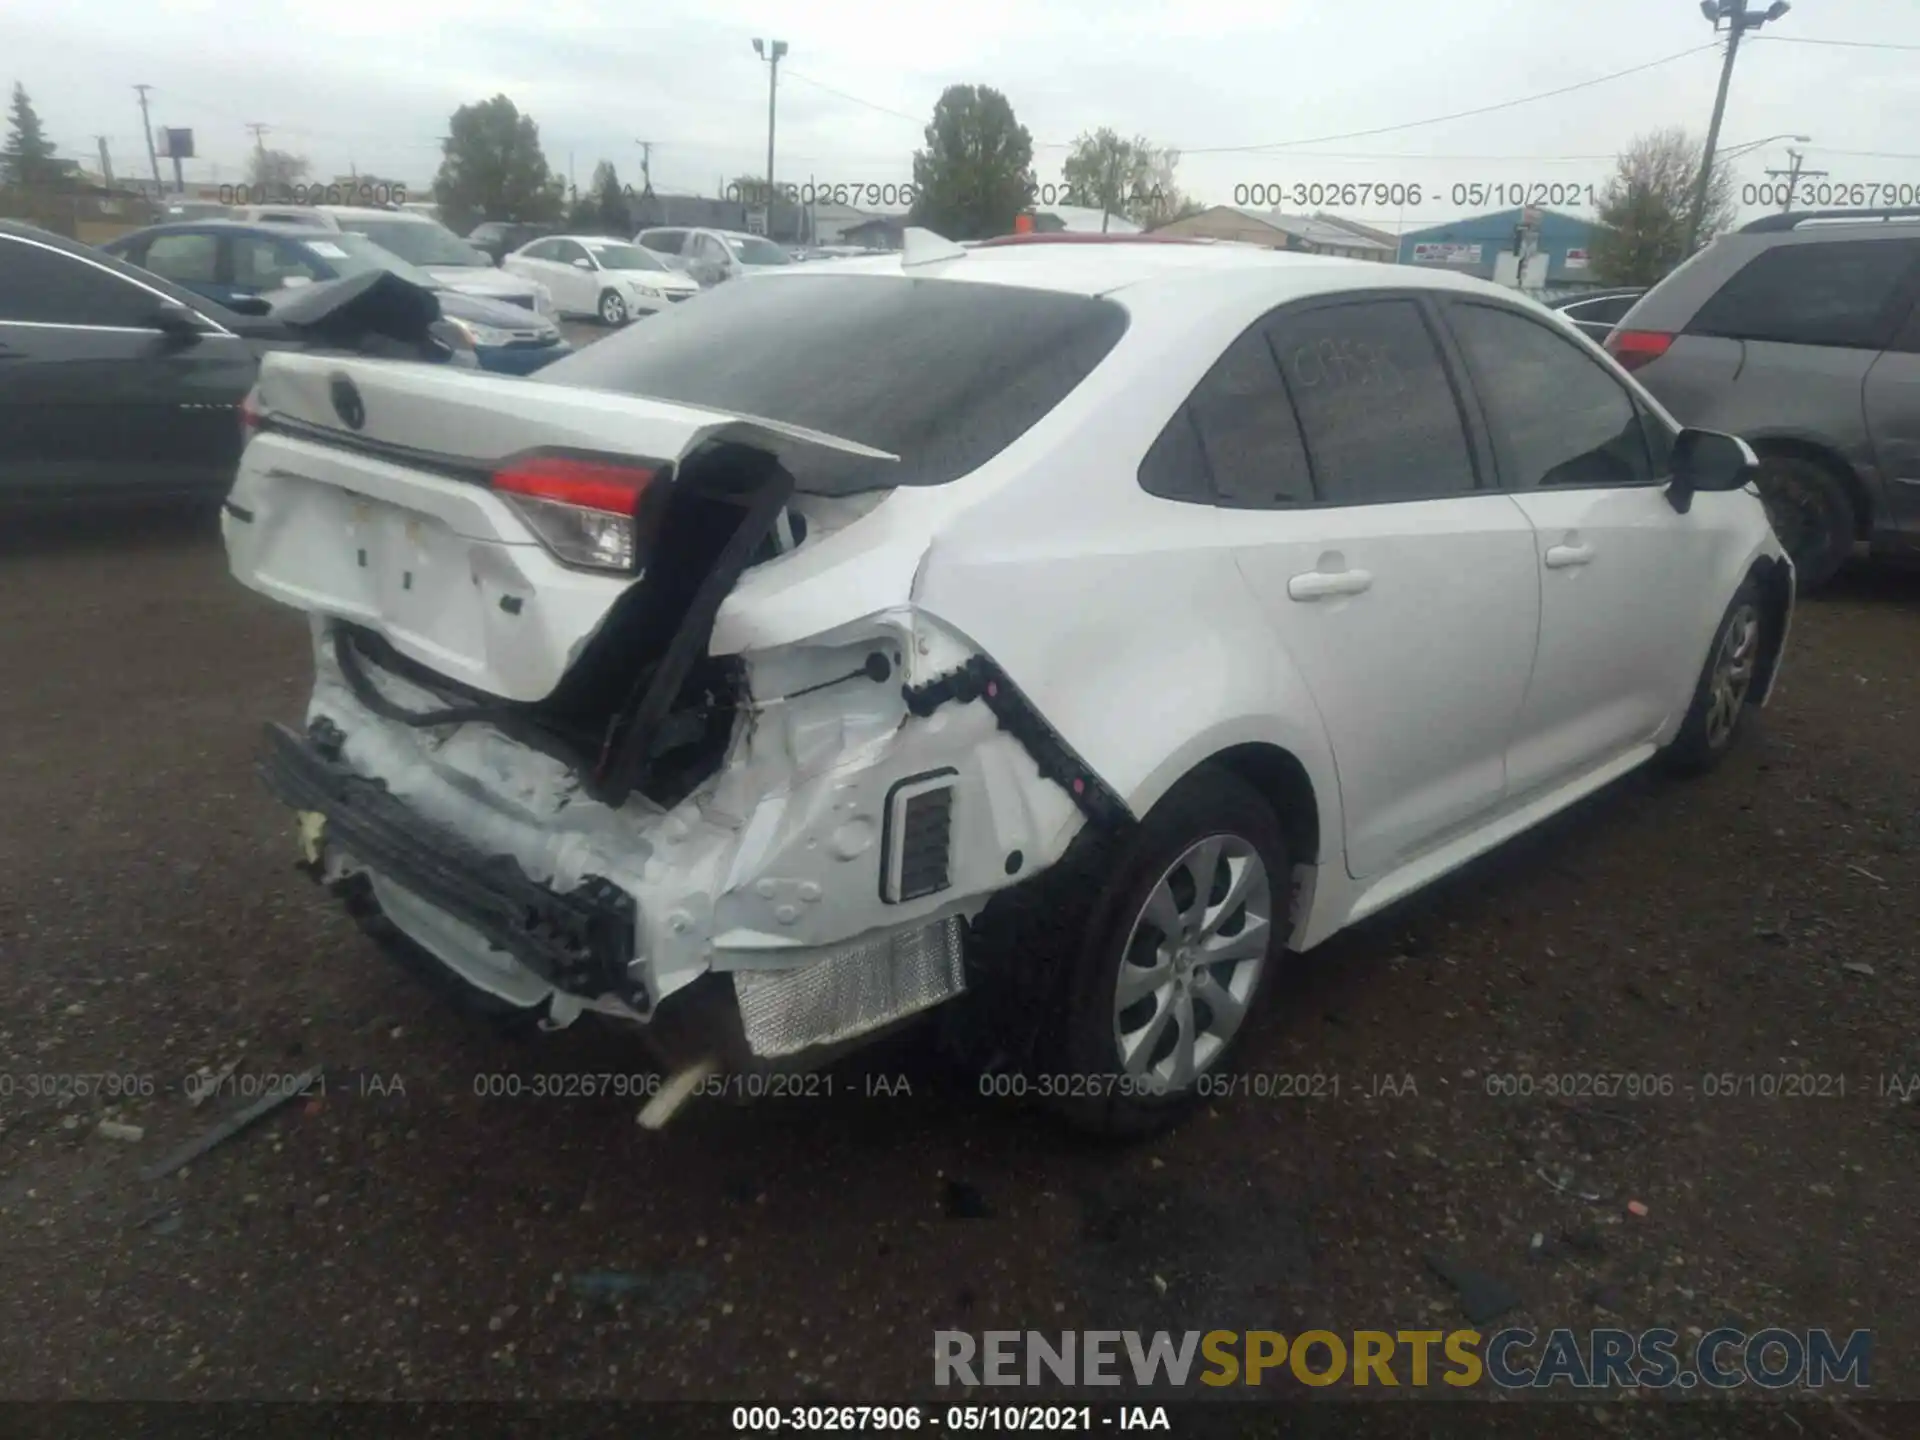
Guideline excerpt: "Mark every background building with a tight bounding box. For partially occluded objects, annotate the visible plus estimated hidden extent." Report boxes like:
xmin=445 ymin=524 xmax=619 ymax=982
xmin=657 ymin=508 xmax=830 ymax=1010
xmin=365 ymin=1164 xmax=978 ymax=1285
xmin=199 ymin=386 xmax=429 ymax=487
xmin=1151 ymin=206 xmax=1396 ymax=260
xmin=1396 ymin=207 xmax=1603 ymax=290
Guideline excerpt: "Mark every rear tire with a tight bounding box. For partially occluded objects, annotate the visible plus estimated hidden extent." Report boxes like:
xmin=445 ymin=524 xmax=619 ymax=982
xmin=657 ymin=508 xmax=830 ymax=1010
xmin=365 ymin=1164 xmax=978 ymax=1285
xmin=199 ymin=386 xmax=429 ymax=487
xmin=1040 ymin=766 xmax=1289 ymax=1137
xmin=598 ymin=290 xmax=628 ymax=326
xmin=1754 ymin=453 xmax=1854 ymax=592
xmin=1662 ymin=575 xmax=1766 ymax=776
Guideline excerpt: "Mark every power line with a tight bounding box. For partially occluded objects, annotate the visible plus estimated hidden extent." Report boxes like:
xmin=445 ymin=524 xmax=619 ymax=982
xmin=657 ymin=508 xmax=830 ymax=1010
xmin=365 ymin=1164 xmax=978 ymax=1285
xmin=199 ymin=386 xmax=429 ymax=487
xmin=1751 ymin=35 xmax=1920 ymax=52
xmin=1180 ymin=44 xmax=1720 ymax=154
xmin=789 ymin=43 xmax=1719 ymax=157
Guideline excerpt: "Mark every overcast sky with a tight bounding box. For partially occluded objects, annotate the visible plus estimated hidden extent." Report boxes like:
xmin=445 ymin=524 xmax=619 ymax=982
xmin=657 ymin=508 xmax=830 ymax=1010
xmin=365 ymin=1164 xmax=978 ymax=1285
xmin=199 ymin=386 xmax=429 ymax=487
xmin=4 ymin=0 xmax=1916 ymax=227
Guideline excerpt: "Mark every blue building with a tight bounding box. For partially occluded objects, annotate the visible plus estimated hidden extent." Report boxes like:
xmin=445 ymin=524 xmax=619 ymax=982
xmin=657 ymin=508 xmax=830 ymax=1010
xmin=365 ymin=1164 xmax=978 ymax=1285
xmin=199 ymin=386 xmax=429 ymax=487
xmin=1396 ymin=207 xmax=1604 ymax=291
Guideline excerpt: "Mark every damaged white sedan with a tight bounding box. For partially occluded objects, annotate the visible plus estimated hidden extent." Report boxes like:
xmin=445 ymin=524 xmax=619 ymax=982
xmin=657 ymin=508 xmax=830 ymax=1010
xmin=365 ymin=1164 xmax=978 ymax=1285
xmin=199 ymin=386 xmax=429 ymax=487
xmin=225 ymin=229 xmax=1793 ymax=1133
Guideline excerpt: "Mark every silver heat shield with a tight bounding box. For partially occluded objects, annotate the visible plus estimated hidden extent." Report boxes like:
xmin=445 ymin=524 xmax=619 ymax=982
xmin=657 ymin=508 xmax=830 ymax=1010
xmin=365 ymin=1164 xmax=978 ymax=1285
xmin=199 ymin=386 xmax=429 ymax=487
xmin=731 ymin=917 xmax=967 ymax=1058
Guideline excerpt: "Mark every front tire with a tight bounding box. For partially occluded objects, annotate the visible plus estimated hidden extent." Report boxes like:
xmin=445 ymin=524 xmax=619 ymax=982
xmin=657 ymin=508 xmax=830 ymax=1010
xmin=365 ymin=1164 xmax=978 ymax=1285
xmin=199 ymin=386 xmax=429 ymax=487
xmin=1044 ymin=766 xmax=1289 ymax=1136
xmin=1662 ymin=576 xmax=1766 ymax=775
xmin=1755 ymin=453 xmax=1854 ymax=592
xmin=598 ymin=290 xmax=628 ymax=326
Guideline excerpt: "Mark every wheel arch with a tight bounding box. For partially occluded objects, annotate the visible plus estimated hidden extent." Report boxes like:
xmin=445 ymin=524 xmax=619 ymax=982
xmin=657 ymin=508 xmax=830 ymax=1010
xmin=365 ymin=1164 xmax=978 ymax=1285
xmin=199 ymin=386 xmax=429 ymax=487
xmin=1747 ymin=551 xmax=1794 ymax=706
xmin=1746 ymin=432 xmax=1875 ymax=540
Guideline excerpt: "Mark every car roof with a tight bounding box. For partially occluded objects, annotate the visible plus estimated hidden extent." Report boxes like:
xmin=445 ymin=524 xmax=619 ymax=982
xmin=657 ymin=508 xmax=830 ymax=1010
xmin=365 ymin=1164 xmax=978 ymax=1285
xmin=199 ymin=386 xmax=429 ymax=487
xmin=313 ymin=205 xmax=431 ymax=222
xmin=109 ymin=220 xmax=336 ymax=237
xmin=748 ymin=236 xmax=1523 ymax=302
xmin=543 ymin=234 xmax=638 ymax=244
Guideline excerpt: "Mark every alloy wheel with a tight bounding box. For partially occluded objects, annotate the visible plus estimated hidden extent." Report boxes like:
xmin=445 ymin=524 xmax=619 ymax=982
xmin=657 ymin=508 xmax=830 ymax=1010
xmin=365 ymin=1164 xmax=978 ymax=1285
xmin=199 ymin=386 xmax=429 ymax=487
xmin=1705 ymin=602 xmax=1761 ymax=750
xmin=600 ymin=293 xmax=627 ymax=325
xmin=1112 ymin=834 xmax=1272 ymax=1091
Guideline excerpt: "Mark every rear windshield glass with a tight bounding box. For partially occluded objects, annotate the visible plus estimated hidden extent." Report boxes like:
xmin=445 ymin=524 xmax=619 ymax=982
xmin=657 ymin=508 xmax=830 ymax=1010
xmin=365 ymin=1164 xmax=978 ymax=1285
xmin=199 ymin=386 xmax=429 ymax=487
xmin=535 ymin=273 xmax=1130 ymax=494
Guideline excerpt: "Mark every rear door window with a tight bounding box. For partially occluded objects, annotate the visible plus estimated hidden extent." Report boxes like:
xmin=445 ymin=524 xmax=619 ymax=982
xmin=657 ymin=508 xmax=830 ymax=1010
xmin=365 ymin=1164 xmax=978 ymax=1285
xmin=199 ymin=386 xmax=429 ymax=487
xmin=0 ymin=236 xmax=162 ymax=328
xmin=643 ymin=230 xmax=686 ymax=255
xmin=1689 ymin=238 xmax=1920 ymax=349
xmin=540 ymin=273 xmax=1128 ymax=494
xmin=142 ymin=232 xmax=220 ymax=285
xmin=1266 ymin=299 xmax=1479 ymax=504
xmin=1448 ymin=301 xmax=1655 ymax=489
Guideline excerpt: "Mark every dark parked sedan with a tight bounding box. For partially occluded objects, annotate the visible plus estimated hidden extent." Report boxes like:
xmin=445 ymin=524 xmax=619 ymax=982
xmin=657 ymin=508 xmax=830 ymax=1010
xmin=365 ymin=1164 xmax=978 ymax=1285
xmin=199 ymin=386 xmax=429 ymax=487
xmin=103 ymin=222 xmax=571 ymax=376
xmin=0 ymin=221 xmax=456 ymax=504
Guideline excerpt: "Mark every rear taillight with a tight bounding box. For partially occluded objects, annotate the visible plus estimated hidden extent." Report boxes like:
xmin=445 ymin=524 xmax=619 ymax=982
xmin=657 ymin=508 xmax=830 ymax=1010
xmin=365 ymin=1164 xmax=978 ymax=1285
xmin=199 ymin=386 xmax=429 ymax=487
xmin=1605 ymin=329 xmax=1674 ymax=373
xmin=491 ymin=453 xmax=661 ymax=573
xmin=239 ymin=390 xmax=264 ymax=440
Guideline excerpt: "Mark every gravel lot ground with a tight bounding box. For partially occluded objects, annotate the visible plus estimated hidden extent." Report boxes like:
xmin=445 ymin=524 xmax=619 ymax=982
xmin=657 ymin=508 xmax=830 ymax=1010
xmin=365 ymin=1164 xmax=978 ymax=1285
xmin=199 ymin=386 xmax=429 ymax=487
xmin=2 ymin=482 xmax=1916 ymax=1432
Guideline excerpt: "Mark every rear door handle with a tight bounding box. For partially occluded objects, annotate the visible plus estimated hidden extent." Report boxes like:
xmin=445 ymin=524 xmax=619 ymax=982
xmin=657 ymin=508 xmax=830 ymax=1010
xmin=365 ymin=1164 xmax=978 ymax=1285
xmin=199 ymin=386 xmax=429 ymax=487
xmin=1287 ymin=568 xmax=1373 ymax=601
xmin=1545 ymin=543 xmax=1595 ymax=569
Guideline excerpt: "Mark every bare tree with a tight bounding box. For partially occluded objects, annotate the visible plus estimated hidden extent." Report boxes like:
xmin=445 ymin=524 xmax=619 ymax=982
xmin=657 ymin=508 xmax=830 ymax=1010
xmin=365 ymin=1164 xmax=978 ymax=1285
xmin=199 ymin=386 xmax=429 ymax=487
xmin=247 ymin=147 xmax=311 ymax=192
xmin=1590 ymin=128 xmax=1736 ymax=288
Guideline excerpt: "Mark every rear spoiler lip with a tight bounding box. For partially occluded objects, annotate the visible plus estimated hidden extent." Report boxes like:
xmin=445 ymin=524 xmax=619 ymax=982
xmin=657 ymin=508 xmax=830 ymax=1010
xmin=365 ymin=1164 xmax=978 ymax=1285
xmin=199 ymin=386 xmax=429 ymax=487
xmin=250 ymin=351 xmax=901 ymax=478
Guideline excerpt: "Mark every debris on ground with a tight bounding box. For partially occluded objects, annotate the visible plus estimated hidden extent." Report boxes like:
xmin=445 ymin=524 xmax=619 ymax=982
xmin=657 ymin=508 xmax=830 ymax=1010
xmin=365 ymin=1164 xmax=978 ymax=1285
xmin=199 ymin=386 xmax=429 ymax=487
xmin=95 ymin=1120 xmax=144 ymax=1143
xmin=137 ymin=1065 xmax=323 ymax=1182
xmin=1424 ymin=1252 xmax=1522 ymax=1325
xmin=187 ymin=1058 xmax=240 ymax=1108
xmin=1627 ymin=1199 xmax=1650 ymax=1217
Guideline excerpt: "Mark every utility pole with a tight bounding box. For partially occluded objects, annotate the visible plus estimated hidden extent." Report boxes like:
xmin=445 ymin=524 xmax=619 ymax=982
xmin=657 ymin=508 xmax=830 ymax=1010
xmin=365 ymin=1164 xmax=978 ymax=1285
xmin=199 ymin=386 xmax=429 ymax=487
xmin=92 ymin=135 xmax=115 ymax=190
xmin=1689 ymin=0 xmax=1794 ymax=253
xmin=635 ymin=140 xmax=654 ymax=195
xmin=246 ymin=121 xmax=270 ymax=188
xmin=133 ymin=84 xmax=162 ymax=194
xmin=752 ymin=38 xmax=788 ymax=235
xmin=1766 ymin=147 xmax=1827 ymax=212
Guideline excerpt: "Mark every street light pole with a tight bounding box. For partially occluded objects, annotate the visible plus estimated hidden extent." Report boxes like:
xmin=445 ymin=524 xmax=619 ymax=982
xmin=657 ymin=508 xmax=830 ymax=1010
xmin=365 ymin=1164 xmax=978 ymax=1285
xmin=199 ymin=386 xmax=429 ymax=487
xmin=752 ymin=38 xmax=788 ymax=236
xmin=1689 ymin=0 xmax=1793 ymax=253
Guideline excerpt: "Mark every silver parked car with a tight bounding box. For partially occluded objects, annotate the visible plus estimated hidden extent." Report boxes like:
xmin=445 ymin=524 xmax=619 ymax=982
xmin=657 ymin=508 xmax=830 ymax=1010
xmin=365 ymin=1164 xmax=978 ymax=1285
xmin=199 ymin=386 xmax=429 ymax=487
xmin=633 ymin=226 xmax=796 ymax=287
xmin=1606 ymin=208 xmax=1920 ymax=589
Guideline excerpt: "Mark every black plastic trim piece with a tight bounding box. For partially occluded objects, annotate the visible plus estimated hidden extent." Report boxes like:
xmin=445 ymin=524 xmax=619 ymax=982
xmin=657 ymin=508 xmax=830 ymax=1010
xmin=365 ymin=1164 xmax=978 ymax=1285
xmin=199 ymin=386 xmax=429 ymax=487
xmin=223 ymin=500 xmax=255 ymax=523
xmin=258 ymin=722 xmax=643 ymax=1007
xmin=900 ymin=656 xmax=1132 ymax=827
xmin=255 ymin=413 xmax=492 ymax=484
xmin=878 ymin=767 xmax=958 ymax=904
xmin=593 ymin=452 xmax=794 ymax=806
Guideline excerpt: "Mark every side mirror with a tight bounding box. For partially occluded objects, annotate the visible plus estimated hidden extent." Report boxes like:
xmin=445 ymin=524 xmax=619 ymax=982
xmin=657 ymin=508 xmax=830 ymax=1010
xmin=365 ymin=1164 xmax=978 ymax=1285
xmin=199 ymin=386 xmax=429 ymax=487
xmin=571 ymin=257 xmax=593 ymax=270
xmin=150 ymin=300 xmax=207 ymax=346
xmin=227 ymin=294 xmax=274 ymax=316
xmin=1667 ymin=428 xmax=1758 ymax=514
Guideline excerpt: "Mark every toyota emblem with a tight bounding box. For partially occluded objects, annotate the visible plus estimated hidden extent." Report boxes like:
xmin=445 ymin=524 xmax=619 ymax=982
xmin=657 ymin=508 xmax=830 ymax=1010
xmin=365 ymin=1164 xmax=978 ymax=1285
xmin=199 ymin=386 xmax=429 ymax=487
xmin=330 ymin=374 xmax=366 ymax=431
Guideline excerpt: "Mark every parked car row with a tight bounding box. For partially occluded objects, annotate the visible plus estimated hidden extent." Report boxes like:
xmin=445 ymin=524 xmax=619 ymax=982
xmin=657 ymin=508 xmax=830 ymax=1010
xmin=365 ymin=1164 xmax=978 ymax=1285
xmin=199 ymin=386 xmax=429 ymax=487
xmin=0 ymin=220 xmax=468 ymax=503
xmin=101 ymin=222 xmax=570 ymax=375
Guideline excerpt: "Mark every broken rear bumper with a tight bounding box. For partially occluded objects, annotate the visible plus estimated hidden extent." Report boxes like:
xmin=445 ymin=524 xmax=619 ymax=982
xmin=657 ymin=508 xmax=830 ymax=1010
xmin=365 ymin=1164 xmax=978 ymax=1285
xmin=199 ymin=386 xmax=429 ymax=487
xmin=258 ymin=721 xmax=647 ymax=1010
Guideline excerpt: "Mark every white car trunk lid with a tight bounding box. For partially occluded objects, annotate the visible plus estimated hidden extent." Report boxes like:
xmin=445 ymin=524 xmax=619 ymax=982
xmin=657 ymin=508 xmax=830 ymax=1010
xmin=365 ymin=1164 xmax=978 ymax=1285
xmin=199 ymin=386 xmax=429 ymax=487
xmin=225 ymin=352 xmax=895 ymax=702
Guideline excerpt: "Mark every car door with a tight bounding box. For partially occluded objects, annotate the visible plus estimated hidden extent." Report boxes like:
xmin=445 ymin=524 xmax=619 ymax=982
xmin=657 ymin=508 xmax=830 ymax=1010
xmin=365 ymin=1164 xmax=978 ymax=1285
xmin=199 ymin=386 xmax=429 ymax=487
xmin=687 ymin=232 xmax=731 ymax=286
xmin=1442 ymin=297 xmax=1726 ymax=798
xmin=1863 ymin=290 xmax=1920 ymax=540
xmin=502 ymin=238 xmax=557 ymax=300
xmin=1161 ymin=295 xmax=1541 ymax=881
xmin=0 ymin=231 xmax=256 ymax=497
xmin=551 ymin=239 xmax=600 ymax=314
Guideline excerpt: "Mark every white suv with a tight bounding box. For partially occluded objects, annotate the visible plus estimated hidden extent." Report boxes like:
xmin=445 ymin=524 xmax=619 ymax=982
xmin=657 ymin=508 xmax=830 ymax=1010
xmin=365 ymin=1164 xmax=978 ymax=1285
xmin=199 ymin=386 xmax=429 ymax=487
xmin=223 ymin=230 xmax=1792 ymax=1134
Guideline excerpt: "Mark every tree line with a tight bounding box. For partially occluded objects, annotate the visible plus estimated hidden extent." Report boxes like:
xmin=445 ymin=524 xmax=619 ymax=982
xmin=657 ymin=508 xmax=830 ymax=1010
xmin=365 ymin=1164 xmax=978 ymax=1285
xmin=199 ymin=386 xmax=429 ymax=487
xmin=3 ymin=75 xmax=1740 ymax=287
